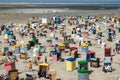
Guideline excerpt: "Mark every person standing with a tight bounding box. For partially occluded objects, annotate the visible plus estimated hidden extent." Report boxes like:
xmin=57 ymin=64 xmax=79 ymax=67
xmin=28 ymin=61 xmax=33 ymax=71
xmin=45 ymin=56 xmax=47 ymax=63
xmin=110 ymin=56 xmax=113 ymax=62
xmin=37 ymin=56 xmax=41 ymax=63
xmin=33 ymin=46 xmax=39 ymax=57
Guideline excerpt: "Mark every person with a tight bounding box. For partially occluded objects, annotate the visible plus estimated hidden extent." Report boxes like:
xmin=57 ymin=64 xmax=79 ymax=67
xmin=101 ymin=40 xmax=106 ymax=48
xmin=28 ymin=61 xmax=33 ymax=71
xmin=33 ymin=46 xmax=39 ymax=57
xmin=45 ymin=56 xmax=47 ymax=63
xmin=36 ymin=56 xmax=40 ymax=63
xmin=110 ymin=56 xmax=113 ymax=62
xmin=0 ymin=28 xmax=1 ymax=35
xmin=79 ymin=41 xmax=81 ymax=46
xmin=21 ymin=30 xmax=24 ymax=39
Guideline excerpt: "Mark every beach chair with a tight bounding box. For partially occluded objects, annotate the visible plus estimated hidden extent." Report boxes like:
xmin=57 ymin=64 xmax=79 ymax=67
xmin=86 ymin=51 xmax=96 ymax=61
xmin=104 ymin=47 xmax=111 ymax=57
xmin=39 ymin=46 xmax=46 ymax=53
xmin=78 ymin=60 xmax=88 ymax=70
xmin=38 ymin=63 xmax=50 ymax=78
xmin=90 ymin=58 xmax=100 ymax=68
xmin=4 ymin=47 xmax=9 ymax=55
xmin=8 ymin=70 xmax=19 ymax=80
xmin=20 ymin=53 xmax=27 ymax=59
xmin=0 ymin=52 xmax=5 ymax=56
xmin=103 ymin=60 xmax=112 ymax=72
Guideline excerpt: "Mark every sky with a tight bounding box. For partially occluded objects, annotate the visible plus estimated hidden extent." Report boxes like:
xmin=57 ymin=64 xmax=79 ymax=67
xmin=0 ymin=0 xmax=120 ymax=3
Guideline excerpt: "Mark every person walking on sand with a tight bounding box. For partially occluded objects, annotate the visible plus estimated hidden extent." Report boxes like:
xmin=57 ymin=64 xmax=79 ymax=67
xmin=28 ymin=61 xmax=33 ymax=71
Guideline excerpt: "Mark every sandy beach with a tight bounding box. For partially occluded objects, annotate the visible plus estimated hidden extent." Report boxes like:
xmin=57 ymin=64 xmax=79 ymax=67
xmin=0 ymin=3 xmax=120 ymax=80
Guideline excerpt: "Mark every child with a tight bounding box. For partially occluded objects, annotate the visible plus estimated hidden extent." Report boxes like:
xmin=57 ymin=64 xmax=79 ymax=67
xmin=28 ymin=61 xmax=33 ymax=71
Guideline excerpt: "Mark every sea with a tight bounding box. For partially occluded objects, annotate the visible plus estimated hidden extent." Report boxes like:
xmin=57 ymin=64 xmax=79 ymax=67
xmin=0 ymin=2 xmax=120 ymax=10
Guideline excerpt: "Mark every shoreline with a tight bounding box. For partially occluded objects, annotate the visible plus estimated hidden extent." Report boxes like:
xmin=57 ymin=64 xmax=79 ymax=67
xmin=0 ymin=3 xmax=119 ymax=11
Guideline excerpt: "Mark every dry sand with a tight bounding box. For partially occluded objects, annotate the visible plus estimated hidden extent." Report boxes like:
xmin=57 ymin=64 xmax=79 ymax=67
xmin=0 ymin=7 xmax=120 ymax=80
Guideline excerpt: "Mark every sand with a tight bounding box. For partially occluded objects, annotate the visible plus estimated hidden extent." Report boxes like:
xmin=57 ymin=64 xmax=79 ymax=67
xmin=0 ymin=5 xmax=120 ymax=80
